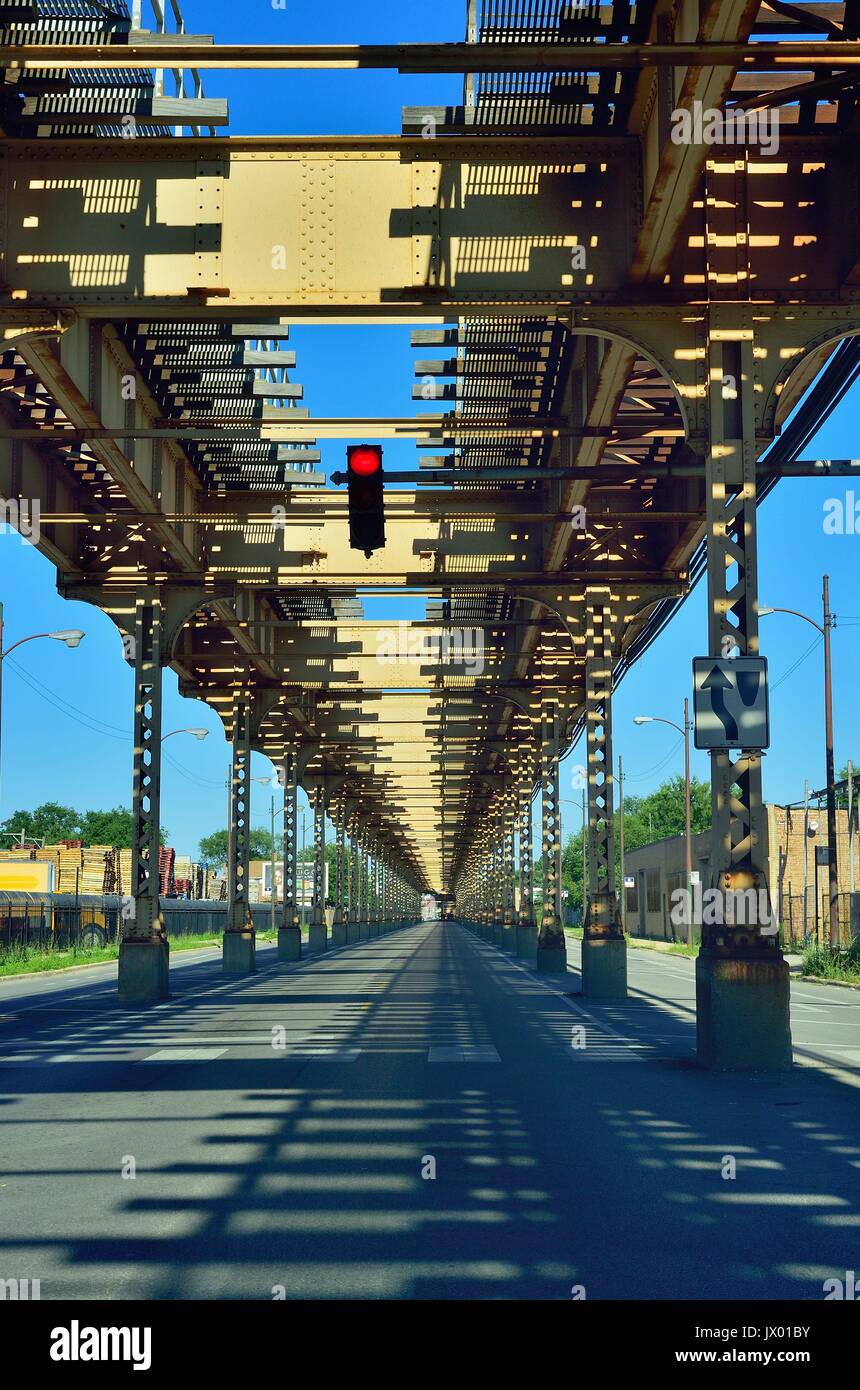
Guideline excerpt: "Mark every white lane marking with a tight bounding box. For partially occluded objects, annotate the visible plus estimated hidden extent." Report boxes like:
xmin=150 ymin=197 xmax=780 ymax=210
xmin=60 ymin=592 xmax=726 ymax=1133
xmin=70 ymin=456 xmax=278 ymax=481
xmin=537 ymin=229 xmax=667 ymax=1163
xmin=428 ymin=1046 xmax=501 ymax=1063
xmin=141 ymin=1048 xmax=227 ymax=1062
xmin=285 ymin=1047 xmax=361 ymax=1060
xmin=466 ymin=934 xmax=649 ymax=1062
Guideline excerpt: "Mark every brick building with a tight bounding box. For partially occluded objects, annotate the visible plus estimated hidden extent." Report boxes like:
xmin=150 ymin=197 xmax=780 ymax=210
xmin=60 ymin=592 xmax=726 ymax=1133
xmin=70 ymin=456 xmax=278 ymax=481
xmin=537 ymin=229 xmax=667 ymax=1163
xmin=624 ymin=806 xmax=859 ymax=943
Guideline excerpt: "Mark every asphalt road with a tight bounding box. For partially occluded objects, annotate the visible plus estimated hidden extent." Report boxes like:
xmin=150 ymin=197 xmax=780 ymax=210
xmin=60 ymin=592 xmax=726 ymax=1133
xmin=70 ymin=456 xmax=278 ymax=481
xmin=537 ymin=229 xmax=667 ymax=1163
xmin=0 ymin=923 xmax=858 ymax=1300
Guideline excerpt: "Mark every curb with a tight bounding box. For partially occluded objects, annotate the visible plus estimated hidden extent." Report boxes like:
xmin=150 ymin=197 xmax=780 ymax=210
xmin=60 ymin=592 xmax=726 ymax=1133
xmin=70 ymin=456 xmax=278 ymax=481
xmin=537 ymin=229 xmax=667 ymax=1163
xmin=0 ymin=942 xmax=223 ymax=983
xmin=798 ymin=973 xmax=860 ymax=991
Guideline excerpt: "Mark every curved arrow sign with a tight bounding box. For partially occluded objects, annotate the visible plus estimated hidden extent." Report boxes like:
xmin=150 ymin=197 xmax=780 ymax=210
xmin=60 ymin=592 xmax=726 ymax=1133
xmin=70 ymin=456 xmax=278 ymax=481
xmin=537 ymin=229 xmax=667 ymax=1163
xmin=692 ymin=656 xmax=769 ymax=750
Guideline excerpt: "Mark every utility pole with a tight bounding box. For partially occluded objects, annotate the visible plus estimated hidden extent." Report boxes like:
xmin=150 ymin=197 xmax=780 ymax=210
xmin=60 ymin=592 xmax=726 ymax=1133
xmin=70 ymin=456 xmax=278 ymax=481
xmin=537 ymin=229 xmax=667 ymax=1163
xmin=849 ymin=760 xmax=855 ymax=896
xmin=225 ymin=768 xmax=232 ymax=900
xmin=803 ymin=779 xmax=810 ymax=942
xmin=822 ymin=575 xmax=839 ymax=945
xmin=683 ymin=696 xmax=693 ymax=949
xmin=581 ymin=784 xmax=587 ymax=928
xmin=618 ymin=754 xmax=626 ymax=933
xmin=270 ymin=793 xmax=277 ymax=936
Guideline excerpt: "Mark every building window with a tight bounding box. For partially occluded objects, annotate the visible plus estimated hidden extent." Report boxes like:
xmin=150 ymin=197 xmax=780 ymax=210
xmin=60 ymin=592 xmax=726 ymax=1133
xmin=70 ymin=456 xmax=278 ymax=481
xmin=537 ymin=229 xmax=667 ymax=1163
xmin=666 ymin=871 xmax=685 ymax=899
xmin=625 ymin=881 xmax=638 ymax=915
xmin=646 ymin=869 xmax=661 ymax=914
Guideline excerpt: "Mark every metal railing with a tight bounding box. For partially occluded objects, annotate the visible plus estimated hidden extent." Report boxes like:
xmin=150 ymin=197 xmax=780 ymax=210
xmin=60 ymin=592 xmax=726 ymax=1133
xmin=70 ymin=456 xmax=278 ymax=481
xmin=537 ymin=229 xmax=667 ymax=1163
xmin=131 ymin=0 xmax=214 ymax=134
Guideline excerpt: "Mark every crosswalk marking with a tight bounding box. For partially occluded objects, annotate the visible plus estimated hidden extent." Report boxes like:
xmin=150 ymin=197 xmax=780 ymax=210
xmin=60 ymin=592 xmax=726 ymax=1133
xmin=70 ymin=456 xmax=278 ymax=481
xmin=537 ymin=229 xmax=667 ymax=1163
xmin=141 ymin=1048 xmax=228 ymax=1063
xmin=428 ymin=1045 xmax=501 ymax=1063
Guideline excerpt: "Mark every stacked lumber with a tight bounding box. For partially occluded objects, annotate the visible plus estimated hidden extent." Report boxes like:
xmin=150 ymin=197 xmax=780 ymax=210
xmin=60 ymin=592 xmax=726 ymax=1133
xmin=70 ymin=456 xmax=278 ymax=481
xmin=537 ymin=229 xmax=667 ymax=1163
xmin=158 ymin=846 xmax=175 ymax=896
xmin=172 ymin=845 xmax=191 ymax=878
xmin=56 ymin=845 xmax=83 ymax=893
xmin=118 ymin=849 xmax=133 ymax=897
xmin=82 ymin=846 xmax=112 ymax=894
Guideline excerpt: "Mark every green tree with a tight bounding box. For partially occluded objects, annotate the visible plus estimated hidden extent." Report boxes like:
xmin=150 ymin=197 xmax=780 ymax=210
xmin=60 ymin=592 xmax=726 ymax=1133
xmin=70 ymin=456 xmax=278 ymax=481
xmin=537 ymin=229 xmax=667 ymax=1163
xmin=199 ymin=826 xmax=274 ymax=868
xmin=837 ymin=762 xmax=860 ymax=809
xmin=79 ymin=807 xmax=135 ymax=848
xmin=622 ymin=774 xmax=710 ymax=854
xmin=0 ymin=801 xmax=79 ymax=845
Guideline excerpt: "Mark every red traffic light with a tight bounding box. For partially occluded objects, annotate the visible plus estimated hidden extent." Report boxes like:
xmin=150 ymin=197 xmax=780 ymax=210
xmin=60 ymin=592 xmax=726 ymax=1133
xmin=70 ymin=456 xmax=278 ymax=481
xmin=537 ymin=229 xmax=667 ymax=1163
xmin=348 ymin=445 xmax=382 ymax=477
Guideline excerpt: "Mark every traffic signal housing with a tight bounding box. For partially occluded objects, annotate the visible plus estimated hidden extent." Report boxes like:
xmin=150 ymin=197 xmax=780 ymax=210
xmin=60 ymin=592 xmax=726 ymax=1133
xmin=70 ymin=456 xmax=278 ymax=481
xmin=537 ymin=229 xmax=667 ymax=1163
xmin=347 ymin=444 xmax=385 ymax=558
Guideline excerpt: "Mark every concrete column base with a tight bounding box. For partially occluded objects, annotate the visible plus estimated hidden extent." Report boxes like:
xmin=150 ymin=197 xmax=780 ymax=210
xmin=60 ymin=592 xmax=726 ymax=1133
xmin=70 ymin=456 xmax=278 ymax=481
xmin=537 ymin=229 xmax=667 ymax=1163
xmin=501 ymin=922 xmax=517 ymax=952
xmin=223 ymin=930 xmax=256 ymax=976
xmin=369 ymin=921 xmax=380 ymax=938
xmin=696 ymin=952 xmax=792 ymax=1070
xmin=536 ymin=945 xmax=567 ymax=973
xmin=493 ymin=922 xmax=505 ymax=948
xmin=277 ymin=927 xmax=302 ymax=962
xmin=118 ymin=936 xmax=169 ymax=1003
xmin=358 ymin=922 xmax=371 ymax=940
xmin=516 ymin=924 xmax=538 ymax=966
xmin=308 ymin=923 xmax=328 ymax=952
xmin=347 ymin=922 xmax=360 ymax=944
xmin=331 ymin=922 xmax=348 ymax=948
xmin=581 ymin=935 xmax=627 ymax=998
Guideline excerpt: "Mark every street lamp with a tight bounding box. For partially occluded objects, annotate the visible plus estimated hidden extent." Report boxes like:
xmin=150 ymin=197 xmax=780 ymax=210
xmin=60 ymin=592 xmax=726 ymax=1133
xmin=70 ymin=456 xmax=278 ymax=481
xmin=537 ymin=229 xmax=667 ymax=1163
xmin=162 ymin=727 xmax=208 ymax=743
xmin=760 ymin=575 xmax=838 ymax=944
xmin=633 ymin=699 xmax=693 ymax=947
xmin=0 ymin=602 xmax=86 ymax=810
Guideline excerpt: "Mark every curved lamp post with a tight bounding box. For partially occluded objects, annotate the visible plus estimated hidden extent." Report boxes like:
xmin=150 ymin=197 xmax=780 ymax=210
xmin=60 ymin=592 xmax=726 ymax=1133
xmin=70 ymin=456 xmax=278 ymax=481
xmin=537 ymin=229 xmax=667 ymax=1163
xmin=760 ymin=576 xmax=838 ymax=944
xmin=632 ymin=699 xmax=693 ymax=946
xmin=0 ymin=605 xmax=86 ymax=812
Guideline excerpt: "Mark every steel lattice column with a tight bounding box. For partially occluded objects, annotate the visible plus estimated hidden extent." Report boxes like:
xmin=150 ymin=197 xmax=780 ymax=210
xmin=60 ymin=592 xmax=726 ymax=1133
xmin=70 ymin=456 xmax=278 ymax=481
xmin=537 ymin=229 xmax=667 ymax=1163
xmin=277 ymin=750 xmax=301 ymax=960
xmin=516 ymin=746 xmax=537 ymax=963
xmin=359 ymin=830 xmax=370 ymax=939
xmin=347 ymin=815 xmax=361 ymax=944
xmin=380 ymin=848 xmax=390 ymax=932
xmin=118 ymin=593 xmax=169 ymax=1003
xmin=492 ymin=820 xmax=505 ymax=944
xmin=502 ymin=780 xmax=517 ymax=950
xmin=308 ymin=784 xmax=327 ymax=952
xmin=332 ymin=796 xmax=347 ymax=947
xmin=581 ymin=600 xmax=627 ymax=997
xmin=537 ymin=700 xmax=566 ymax=971
xmin=224 ymin=694 xmax=256 ymax=976
xmin=696 ymin=319 xmax=791 ymax=1069
xmin=368 ymin=839 xmax=379 ymax=936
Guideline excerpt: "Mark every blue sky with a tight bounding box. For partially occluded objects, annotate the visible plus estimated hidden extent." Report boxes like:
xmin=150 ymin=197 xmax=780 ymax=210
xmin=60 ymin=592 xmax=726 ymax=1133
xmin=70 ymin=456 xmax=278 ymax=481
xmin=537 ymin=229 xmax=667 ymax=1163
xmin=0 ymin=0 xmax=857 ymax=860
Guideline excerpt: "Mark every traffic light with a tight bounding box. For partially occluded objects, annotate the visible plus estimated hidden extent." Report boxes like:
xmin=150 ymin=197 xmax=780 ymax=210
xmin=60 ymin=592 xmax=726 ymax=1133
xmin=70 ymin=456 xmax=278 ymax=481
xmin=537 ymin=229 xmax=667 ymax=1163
xmin=346 ymin=444 xmax=385 ymax=558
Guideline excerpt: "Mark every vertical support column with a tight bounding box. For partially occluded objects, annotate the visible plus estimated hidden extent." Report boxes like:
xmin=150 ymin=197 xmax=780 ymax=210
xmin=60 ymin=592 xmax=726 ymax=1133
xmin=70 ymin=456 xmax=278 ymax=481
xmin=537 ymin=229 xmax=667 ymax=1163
xmin=480 ymin=834 xmax=491 ymax=937
xmin=359 ymin=831 xmax=371 ymax=939
xmin=696 ymin=319 xmax=791 ymax=1069
xmin=367 ymin=840 xmax=378 ymax=937
xmin=118 ymin=593 xmax=169 ymax=1003
xmin=332 ymin=796 xmax=347 ymax=947
xmin=277 ymin=749 xmax=301 ymax=961
xmin=308 ymin=783 xmax=327 ymax=952
xmin=347 ymin=816 xmax=361 ymax=944
xmin=537 ymin=700 xmax=566 ymax=972
xmin=581 ymin=601 xmax=626 ymax=997
xmin=381 ymin=849 xmax=390 ymax=932
xmin=516 ymin=747 xmax=537 ymax=964
xmin=492 ymin=818 xmax=505 ymax=946
xmin=502 ymin=780 xmax=517 ymax=950
xmin=223 ymin=694 xmax=256 ymax=976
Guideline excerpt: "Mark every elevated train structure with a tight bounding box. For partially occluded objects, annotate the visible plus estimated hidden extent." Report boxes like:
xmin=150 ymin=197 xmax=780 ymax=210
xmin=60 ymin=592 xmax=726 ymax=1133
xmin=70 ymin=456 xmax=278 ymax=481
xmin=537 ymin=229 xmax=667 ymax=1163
xmin=2 ymin=0 xmax=860 ymax=1065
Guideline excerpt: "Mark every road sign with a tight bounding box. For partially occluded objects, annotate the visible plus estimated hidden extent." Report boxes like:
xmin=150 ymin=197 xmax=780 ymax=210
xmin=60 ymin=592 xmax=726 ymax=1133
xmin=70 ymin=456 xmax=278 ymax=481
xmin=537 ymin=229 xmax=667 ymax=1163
xmin=692 ymin=656 xmax=769 ymax=750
